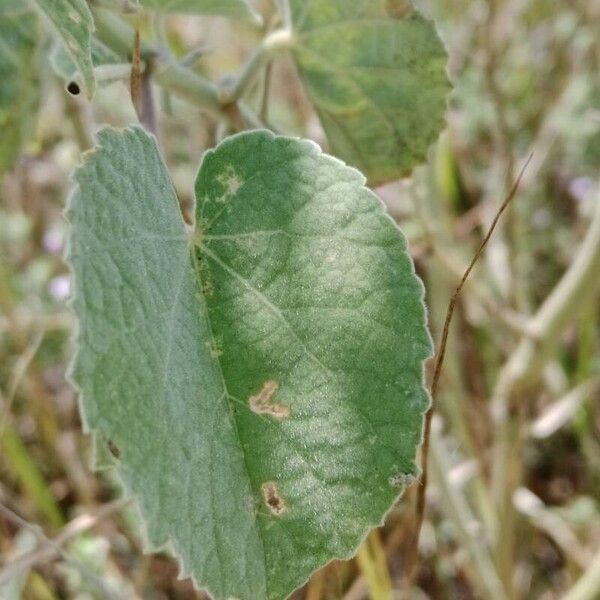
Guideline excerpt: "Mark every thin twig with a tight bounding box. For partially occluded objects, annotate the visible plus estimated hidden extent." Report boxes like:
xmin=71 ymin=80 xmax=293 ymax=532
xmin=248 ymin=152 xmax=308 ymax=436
xmin=277 ymin=0 xmax=293 ymax=29
xmin=224 ymin=28 xmax=293 ymax=104
xmin=129 ymin=17 xmax=157 ymax=136
xmin=129 ymin=26 xmax=142 ymax=120
xmin=91 ymin=7 xmax=224 ymax=120
xmin=405 ymin=152 xmax=533 ymax=587
xmin=259 ymin=61 xmax=273 ymax=123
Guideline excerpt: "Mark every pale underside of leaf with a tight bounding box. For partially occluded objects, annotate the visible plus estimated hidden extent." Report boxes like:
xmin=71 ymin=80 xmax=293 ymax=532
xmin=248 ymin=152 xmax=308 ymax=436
xmin=139 ymin=0 xmax=262 ymax=23
xmin=34 ymin=0 xmax=95 ymax=98
xmin=50 ymin=36 xmax=120 ymax=83
xmin=289 ymin=0 xmax=450 ymax=186
xmin=67 ymin=126 xmax=431 ymax=600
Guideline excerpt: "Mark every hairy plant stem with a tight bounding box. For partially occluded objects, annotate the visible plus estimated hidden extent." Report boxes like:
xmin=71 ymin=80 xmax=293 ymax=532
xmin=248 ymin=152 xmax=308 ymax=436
xmin=277 ymin=0 xmax=293 ymax=29
xmin=64 ymin=96 xmax=93 ymax=150
xmin=259 ymin=61 xmax=273 ymax=122
xmin=91 ymin=7 xmax=228 ymax=121
xmin=90 ymin=7 xmax=292 ymax=127
xmin=221 ymin=28 xmax=293 ymax=104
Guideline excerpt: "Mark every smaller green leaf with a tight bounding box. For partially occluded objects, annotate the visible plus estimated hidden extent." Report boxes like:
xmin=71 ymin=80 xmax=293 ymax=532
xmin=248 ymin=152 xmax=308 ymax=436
xmin=34 ymin=0 xmax=96 ymax=98
xmin=289 ymin=0 xmax=450 ymax=185
xmin=139 ymin=0 xmax=262 ymax=24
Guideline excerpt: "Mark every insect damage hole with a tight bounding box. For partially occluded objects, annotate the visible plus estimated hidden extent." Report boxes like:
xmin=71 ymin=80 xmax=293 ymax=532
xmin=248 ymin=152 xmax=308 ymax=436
xmin=66 ymin=81 xmax=81 ymax=96
xmin=261 ymin=481 xmax=287 ymax=516
xmin=248 ymin=380 xmax=290 ymax=420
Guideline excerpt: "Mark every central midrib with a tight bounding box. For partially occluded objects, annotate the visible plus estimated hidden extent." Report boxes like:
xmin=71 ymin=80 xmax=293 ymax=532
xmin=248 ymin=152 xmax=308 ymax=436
xmin=189 ymin=242 xmax=269 ymax=599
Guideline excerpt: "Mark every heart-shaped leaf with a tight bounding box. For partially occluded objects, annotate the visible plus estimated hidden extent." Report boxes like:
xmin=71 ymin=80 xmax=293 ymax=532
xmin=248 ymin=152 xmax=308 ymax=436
xmin=67 ymin=126 xmax=431 ymax=600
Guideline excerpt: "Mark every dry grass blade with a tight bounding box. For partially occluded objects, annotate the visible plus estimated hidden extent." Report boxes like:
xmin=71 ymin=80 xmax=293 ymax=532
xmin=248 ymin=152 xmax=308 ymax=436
xmin=404 ymin=152 xmax=534 ymax=588
xmin=0 ymin=331 xmax=44 ymax=437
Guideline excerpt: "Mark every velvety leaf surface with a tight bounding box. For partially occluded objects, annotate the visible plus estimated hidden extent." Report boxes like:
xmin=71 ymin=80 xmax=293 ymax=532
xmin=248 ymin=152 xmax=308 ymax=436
xmin=289 ymin=0 xmax=450 ymax=185
xmin=139 ymin=0 xmax=261 ymax=23
xmin=0 ymin=4 xmax=39 ymax=174
xmin=50 ymin=37 xmax=120 ymax=84
xmin=34 ymin=0 xmax=95 ymax=97
xmin=68 ymin=126 xmax=431 ymax=600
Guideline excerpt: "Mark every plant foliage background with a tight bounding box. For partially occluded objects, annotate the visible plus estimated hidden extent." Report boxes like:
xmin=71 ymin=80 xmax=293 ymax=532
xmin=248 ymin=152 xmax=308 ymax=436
xmin=1 ymin=0 xmax=600 ymax=599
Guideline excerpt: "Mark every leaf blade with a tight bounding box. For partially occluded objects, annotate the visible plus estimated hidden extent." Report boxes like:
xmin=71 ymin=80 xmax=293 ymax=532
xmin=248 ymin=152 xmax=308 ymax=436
xmin=289 ymin=0 xmax=450 ymax=185
xmin=195 ymin=130 xmax=432 ymax=597
xmin=67 ymin=127 xmax=267 ymax=599
xmin=68 ymin=127 xmax=432 ymax=600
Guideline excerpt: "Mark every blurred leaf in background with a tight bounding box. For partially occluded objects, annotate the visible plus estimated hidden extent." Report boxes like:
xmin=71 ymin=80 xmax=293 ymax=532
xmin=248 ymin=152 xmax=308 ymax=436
xmin=0 ymin=2 xmax=40 ymax=175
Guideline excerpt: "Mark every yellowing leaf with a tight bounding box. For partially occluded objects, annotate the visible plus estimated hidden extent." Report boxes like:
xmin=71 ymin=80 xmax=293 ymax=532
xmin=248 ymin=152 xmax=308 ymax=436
xmin=290 ymin=0 xmax=450 ymax=185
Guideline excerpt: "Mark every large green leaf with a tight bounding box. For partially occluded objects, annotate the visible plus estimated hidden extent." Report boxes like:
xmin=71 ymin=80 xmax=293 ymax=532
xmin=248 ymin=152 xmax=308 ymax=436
xmin=139 ymin=0 xmax=261 ymax=23
xmin=34 ymin=0 xmax=95 ymax=98
xmin=67 ymin=126 xmax=431 ymax=600
xmin=0 ymin=4 xmax=39 ymax=174
xmin=289 ymin=0 xmax=449 ymax=186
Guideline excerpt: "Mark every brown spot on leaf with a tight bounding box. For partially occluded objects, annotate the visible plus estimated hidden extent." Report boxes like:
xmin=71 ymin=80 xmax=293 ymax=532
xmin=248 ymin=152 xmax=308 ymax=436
xmin=386 ymin=0 xmax=412 ymax=18
xmin=108 ymin=440 xmax=121 ymax=459
xmin=249 ymin=380 xmax=290 ymax=420
xmin=261 ymin=481 xmax=287 ymax=516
